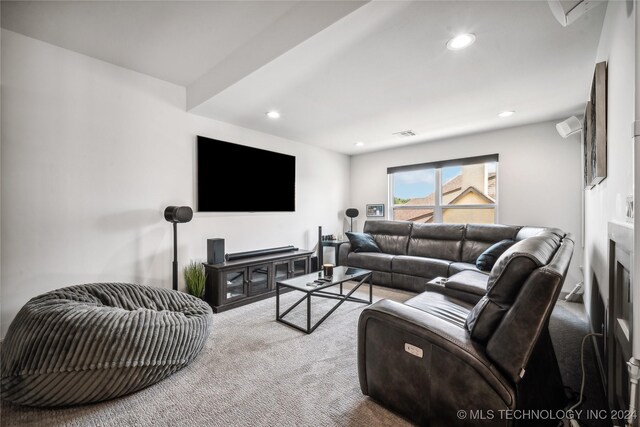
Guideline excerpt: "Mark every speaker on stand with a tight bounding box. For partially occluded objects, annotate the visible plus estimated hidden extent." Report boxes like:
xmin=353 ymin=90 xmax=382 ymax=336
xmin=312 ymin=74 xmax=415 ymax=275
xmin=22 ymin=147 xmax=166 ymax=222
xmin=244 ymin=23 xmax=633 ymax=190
xmin=345 ymin=208 xmax=359 ymax=232
xmin=164 ymin=206 xmax=193 ymax=291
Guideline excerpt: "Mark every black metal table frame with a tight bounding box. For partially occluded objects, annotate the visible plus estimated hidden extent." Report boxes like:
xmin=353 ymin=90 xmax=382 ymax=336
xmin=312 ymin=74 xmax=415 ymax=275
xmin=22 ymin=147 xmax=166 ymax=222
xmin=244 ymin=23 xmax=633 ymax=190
xmin=276 ymin=272 xmax=372 ymax=334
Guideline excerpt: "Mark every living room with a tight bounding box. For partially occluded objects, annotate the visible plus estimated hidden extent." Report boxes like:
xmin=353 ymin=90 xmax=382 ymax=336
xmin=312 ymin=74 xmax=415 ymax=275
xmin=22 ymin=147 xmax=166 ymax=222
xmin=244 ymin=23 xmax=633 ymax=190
xmin=0 ymin=0 xmax=637 ymax=426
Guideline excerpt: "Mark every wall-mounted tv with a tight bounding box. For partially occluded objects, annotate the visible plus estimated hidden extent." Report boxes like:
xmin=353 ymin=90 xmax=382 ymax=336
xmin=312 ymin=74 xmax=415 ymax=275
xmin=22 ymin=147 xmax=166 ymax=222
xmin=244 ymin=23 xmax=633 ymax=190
xmin=197 ymin=136 xmax=295 ymax=212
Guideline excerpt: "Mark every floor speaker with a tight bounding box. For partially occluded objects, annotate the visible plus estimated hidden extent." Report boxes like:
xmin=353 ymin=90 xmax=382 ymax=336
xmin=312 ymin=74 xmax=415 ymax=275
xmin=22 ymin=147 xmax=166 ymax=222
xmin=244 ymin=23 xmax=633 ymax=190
xmin=207 ymin=238 xmax=225 ymax=264
xmin=310 ymin=256 xmax=319 ymax=272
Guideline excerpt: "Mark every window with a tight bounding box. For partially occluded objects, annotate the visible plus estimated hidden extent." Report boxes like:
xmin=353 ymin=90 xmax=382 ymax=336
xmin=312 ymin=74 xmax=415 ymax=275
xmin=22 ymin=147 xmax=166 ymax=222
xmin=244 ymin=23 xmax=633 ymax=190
xmin=389 ymin=155 xmax=498 ymax=224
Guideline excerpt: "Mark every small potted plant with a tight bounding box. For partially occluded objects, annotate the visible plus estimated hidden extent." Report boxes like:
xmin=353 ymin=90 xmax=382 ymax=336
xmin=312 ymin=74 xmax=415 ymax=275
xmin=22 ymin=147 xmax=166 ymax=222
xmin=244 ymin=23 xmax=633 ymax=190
xmin=184 ymin=261 xmax=206 ymax=299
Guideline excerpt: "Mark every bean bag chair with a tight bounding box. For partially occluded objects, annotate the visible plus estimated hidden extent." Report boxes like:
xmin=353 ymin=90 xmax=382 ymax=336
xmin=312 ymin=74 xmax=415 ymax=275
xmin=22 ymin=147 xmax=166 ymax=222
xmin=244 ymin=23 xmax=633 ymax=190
xmin=1 ymin=283 xmax=212 ymax=407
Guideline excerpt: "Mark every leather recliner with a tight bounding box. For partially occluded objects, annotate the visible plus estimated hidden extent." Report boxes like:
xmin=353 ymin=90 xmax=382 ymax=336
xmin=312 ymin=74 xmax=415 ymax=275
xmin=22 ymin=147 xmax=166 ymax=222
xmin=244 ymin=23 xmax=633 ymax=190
xmin=357 ymin=231 xmax=574 ymax=426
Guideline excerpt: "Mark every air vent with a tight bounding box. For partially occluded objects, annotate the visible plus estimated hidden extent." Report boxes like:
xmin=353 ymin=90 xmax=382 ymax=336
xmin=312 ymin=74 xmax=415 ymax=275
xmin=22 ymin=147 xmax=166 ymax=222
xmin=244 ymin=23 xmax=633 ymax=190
xmin=392 ymin=130 xmax=416 ymax=137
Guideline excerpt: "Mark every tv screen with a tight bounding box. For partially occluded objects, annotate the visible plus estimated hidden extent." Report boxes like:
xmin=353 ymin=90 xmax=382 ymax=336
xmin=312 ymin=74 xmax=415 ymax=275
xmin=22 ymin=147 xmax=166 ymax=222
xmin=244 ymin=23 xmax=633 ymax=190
xmin=197 ymin=136 xmax=295 ymax=212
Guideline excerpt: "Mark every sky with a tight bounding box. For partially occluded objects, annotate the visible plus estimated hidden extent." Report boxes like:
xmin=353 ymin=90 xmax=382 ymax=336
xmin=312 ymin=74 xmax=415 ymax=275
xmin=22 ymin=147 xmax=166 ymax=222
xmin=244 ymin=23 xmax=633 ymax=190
xmin=393 ymin=166 xmax=461 ymax=199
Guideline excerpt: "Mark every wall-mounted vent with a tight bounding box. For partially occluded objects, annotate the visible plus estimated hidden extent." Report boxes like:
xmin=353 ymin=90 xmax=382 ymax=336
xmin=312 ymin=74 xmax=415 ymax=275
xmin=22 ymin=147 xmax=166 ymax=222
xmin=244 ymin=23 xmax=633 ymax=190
xmin=547 ymin=0 xmax=603 ymax=27
xmin=392 ymin=130 xmax=416 ymax=137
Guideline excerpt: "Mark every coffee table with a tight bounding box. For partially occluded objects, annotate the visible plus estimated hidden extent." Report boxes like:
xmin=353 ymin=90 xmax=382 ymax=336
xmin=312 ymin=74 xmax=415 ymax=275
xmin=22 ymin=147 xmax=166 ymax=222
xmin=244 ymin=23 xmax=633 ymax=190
xmin=276 ymin=266 xmax=372 ymax=334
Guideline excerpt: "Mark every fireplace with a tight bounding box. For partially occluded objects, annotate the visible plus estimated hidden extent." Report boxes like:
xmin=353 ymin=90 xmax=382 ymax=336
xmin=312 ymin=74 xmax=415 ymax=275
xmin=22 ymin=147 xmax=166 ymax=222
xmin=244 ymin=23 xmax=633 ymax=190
xmin=607 ymin=221 xmax=634 ymax=414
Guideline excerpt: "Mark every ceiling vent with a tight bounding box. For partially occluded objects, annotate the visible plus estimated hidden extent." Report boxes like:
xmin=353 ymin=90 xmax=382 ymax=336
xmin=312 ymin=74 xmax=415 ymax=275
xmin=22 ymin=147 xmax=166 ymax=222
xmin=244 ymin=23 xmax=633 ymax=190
xmin=392 ymin=130 xmax=416 ymax=137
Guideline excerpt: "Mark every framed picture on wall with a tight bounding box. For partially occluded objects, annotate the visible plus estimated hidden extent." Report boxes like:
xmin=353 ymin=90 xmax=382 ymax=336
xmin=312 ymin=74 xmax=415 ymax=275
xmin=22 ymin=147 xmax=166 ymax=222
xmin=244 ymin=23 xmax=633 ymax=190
xmin=584 ymin=61 xmax=607 ymax=188
xmin=583 ymin=101 xmax=594 ymax=189
xmin=366 ymin=204 xmax=384 ymax=217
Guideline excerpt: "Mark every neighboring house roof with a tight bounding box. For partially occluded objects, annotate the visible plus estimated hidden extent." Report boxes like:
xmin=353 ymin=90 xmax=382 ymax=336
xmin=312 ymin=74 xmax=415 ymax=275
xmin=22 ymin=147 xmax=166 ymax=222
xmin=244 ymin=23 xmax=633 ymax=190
xmin=443 ymin=174 xmax=463 ymax=197
xmin=448 ymin=186 xmax=495 ymax=205
xmin=403 ymin=174 xmax=462 ymax=206
xmin=394 ymin=172 xmax=495 ymax=222
xmin=393 ymin=208 xmax=434 ymax=222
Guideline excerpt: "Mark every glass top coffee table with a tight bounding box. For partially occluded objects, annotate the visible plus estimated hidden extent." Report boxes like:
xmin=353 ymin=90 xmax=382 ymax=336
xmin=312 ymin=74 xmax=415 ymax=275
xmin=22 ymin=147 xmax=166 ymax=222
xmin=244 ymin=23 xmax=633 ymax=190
xmin=276 ymin=266 xmax=372 ymax=334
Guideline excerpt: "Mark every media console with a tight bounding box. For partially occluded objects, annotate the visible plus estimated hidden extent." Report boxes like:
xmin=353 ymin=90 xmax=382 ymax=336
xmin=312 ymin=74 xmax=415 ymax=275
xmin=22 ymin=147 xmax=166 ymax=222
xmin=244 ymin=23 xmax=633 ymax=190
xmin=203 ymin=249 xmax=314 ymax=313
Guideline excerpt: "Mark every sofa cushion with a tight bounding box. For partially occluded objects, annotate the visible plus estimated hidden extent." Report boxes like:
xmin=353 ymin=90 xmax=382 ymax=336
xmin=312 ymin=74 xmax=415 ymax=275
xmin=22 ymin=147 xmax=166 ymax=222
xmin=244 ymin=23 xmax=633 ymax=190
xmin=465 ymin=234 xmax=560 ymax=343
xmin=445 ymin=270 xmax=489 ymax=297
xmin=476 ymin=239 xmax=515 ymax=272
xmin=346 ymin=232 xmax=381 ymax=253
xmin=487 ymin=232 xmax=560 ymax=302
xmin=405 ymin=292 xmax=473 ymax=328
xmin=448 ymin=262 xmax=482 ymax=275
xmin=486 ymin=237 xmax=574 ymax=382
xmin=461 ymin=224 xmax=520 ymax=263
xmin=364 ymin=220 xmax=413 ymax=255
xmin=392 ymin=255 xmax=451 ymax=279
xmin=465 ymin=296 xmax=506 ymax=342
xmin=348 ymin=252 xmax=395 ymax=272
xmin=407 ymin=223 xmax=464 ymax=261
xmin=372 ymin=271 xmax=393 ymax=287
xmin=391 ymin=273 xmax=431 ymax=293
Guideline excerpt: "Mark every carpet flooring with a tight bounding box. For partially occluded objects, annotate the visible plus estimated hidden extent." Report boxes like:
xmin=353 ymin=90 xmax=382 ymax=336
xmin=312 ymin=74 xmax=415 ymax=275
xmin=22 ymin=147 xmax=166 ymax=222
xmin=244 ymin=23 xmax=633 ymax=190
xmin=551 ymin=298 xmax=611 ymax=427
xmin=1 ymin=285 xmax=610 ymax=427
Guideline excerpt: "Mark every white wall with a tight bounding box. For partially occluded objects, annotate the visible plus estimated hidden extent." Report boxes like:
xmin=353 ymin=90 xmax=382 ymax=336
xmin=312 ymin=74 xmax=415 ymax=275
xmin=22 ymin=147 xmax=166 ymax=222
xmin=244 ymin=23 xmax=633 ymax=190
xmin=350 ymin=121 xmax=584 ymax=289
xmin=583 ymin=0 xmax=635 ymax=314
xmin=0 ymin=18 xmax=3 ymax=335
xmin=0 ymin=30 xmax=350 ymax=338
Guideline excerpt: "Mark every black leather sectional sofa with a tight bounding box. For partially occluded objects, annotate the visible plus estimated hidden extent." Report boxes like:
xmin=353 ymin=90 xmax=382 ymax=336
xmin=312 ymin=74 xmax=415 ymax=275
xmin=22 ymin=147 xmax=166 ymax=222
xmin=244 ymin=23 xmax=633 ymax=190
xmin=341 ymin=221 xmax=574 ymax=426
xmin=338 ymin=220 xmax=559 ymax=294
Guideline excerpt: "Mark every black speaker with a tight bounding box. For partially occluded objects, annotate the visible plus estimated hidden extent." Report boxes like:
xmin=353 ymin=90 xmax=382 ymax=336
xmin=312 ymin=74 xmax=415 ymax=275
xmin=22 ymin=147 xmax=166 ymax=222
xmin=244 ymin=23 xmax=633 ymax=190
xmin=345 ymin=208 xmax=359 ymax=232
xmin=345 ymin=208 xmax=359 ymax=218
xmin=207 ymin=238 xmax=225 ymax=264
xmin=164 ymin=206 xmax=193 ymax=223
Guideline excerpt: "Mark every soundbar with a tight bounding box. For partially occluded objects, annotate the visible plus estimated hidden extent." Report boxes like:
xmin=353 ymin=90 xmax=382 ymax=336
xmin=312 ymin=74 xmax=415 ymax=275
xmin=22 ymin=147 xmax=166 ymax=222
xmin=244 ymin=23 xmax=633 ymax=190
xmin=225 ymin=245 xmax=297 ymax=261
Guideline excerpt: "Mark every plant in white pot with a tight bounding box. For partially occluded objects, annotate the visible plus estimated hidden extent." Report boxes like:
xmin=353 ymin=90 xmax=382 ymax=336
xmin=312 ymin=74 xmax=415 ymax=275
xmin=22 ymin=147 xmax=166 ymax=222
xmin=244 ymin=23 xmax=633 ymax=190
xmin=184 ymin=261 xmax=206 ymax=299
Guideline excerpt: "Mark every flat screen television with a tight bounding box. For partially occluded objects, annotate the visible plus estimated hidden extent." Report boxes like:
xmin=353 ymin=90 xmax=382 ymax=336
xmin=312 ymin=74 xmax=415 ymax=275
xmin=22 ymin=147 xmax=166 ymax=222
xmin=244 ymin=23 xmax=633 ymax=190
xmin=197 ymin=136 xmax=296 ymax=212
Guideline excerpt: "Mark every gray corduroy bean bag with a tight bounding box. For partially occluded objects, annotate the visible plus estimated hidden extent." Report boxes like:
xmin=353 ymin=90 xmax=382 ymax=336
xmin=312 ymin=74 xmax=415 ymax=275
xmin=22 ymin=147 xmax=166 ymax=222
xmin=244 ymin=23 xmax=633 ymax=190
xmin=1 ymin=283 xmax=212 ymax=407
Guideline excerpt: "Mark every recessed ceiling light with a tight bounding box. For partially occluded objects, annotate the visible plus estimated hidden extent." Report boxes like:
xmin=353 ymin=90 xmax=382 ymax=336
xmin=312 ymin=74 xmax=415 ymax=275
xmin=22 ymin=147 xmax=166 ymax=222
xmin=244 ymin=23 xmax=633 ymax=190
xmin=498 ymin=111 xmax=515 ymax=118
xmin=266 ymin=111 xmax=280 ymax=119
xmin=446 ymin=33 xmax=476 ymax=51
xmin=354 ymin=141 xmax=365 ymax=147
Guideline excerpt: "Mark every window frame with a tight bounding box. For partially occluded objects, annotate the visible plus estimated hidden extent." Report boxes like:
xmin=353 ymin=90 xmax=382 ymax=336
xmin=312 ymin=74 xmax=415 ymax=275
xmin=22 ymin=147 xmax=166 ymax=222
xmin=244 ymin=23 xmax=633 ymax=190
xmin=388 ymin=155 xmax=499 ymax=224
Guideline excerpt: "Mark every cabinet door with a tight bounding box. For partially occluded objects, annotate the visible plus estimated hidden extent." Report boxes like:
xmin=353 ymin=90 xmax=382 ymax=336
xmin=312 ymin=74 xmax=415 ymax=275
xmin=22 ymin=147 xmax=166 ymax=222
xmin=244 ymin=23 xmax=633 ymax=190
xmin=248 ymin=264 xmax=271 ymax=295
xmin=274 ymin=261 xmax=290 ymax=282
xmin=222 ymin=269 xmax=247 ymax=302
xmin=291 ymin=257 xmax=309 ymax=277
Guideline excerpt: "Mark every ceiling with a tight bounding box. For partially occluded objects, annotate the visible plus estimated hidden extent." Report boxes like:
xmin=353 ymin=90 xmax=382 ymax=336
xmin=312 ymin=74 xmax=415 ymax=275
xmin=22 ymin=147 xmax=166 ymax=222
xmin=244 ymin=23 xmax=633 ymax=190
xmin=1 ymin=1 xmax=366 ymax=89
xmin=2 ymin=1 xmax=606 ymax=155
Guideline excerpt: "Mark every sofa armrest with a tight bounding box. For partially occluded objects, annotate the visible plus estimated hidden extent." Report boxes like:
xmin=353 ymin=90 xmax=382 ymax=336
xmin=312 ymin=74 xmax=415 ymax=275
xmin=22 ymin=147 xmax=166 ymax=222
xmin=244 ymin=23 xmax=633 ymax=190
xmin=425 ymin=270 xmax=488 ymax=304
xmin=338 ymin=242 xmax=351 ymax=266
xmin=445 ymin=271 xmax=488 ymax=296
xmin=358 ymin=299 xmax=514 ymax=424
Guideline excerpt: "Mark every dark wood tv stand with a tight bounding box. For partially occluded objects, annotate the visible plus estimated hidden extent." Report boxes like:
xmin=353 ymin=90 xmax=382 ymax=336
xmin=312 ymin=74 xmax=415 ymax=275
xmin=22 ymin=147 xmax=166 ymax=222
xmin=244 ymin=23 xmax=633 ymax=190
xmin=203 ymin=249 xmax=314 ymax=313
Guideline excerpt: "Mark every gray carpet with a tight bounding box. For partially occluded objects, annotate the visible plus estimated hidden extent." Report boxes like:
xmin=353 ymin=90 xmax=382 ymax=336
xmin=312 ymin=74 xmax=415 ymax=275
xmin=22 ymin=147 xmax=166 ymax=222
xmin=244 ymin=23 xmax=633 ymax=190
xmin=551 ymin=299 xmax=612 ymax=427
xmin=1 ymin=285 xmax=609 ymax=427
